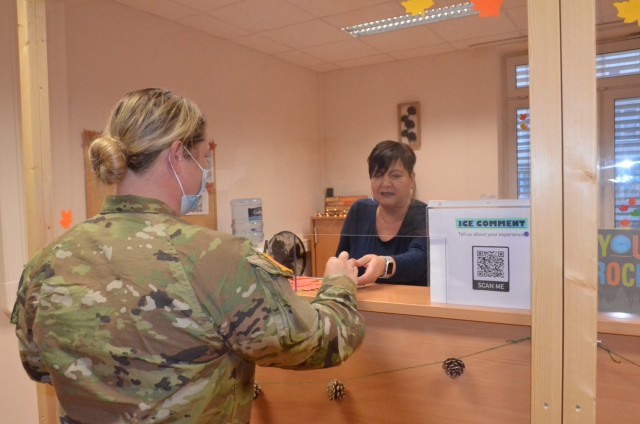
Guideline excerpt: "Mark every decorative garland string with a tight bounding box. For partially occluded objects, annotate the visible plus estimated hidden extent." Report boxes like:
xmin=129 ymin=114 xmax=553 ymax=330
xmin=348 ymin=336 xmax=531 ymax=382
xmin=259 ymin=336 xmax=531 ymax=386
xmin=253 ymin=337 xmax=640 ymax=401
xmin=598 ymin=340 xmax=640 ymax=368
xmin=257 ymin=337 xmax=640 ymax=387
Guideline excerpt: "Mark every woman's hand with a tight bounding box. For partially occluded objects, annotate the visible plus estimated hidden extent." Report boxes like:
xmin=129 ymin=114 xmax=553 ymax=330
xmin=354 ymin=254 xmax=387 ymax=286
xmin=324 ymin=251 xmax=358 ymax=284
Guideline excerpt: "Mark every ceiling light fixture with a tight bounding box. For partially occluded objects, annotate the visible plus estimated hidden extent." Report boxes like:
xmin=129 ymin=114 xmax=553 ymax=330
xmin=342 ymin=2 xmax=478 ymax=38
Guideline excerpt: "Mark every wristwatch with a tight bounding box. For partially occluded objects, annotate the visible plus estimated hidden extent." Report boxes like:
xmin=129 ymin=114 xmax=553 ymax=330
xmin=380 ymin=256 xmax=394 ymax=279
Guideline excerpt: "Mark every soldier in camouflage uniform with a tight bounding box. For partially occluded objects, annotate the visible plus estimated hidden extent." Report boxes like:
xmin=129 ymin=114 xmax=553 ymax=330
xmin=12 ymin=88 xmax=365 ymax=423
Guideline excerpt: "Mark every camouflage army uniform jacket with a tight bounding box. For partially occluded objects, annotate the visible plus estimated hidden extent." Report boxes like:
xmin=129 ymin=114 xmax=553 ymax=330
xmin=12 ymin=195 xmax=365 ymax=423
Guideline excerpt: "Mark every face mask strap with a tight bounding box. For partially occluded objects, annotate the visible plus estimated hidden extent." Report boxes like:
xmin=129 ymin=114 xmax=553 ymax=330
xmin=168 ymin=155 xmax=187 ymax=195
xmin=182 ymin=145 xmax=207 ymax=175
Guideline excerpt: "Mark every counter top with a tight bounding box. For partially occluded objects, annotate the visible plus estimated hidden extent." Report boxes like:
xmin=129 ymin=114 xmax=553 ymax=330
xmin=297 ymin=284 xmax=640 ymax=336
xmin=299 ymin=284 xmax=531 ymax=326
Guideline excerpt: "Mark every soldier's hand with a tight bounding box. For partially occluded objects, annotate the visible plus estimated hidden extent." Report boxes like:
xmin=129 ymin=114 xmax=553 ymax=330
xmin=324 ymin=251 xmax=358 ymax=283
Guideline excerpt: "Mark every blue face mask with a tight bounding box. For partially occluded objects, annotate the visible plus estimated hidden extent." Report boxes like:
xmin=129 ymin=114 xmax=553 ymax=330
xmin=170 ymin=146 xmax=209 ymax=216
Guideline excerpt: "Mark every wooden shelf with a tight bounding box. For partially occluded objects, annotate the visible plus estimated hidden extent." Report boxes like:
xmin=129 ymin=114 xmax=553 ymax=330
xmin=310 ymin=216 xmax=345 ymax=276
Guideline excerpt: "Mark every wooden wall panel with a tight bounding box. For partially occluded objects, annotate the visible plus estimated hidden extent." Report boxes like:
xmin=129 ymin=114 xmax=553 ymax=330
xmin=253 ymin=311 xmax=532 ymax=424
xmin=596 ymin=333 xmax=640 ymax=423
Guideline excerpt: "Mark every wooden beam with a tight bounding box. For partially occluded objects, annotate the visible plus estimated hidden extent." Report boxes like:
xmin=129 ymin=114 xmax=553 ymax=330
xmin=528 ymin=0 xmax=564 ymax=422
xmin=17 ymin=0 xmax=54 ymax=252
xmin=16 ymin=0 xmax=57 ymax=422
xmin=560 ymin=1 xmax=598 ymax=422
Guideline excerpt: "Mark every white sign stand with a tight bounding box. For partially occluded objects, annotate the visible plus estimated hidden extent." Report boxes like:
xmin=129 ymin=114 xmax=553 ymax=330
xmin=428 ymin=199 xmax=531 ymax=309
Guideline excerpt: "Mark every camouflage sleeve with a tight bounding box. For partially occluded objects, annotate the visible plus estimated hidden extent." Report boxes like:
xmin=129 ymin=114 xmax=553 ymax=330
xmin=190 ymin=238 xmax=365 ymax=370
xmin=10 ymin=265 xmax=52 ymax=384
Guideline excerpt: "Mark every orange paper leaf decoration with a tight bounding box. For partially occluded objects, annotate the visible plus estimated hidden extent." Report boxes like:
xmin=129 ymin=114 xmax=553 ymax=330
xmin=472 ymin=0 xmax=503 ymax=17
xmin=59 ymin=210 xmax=73 ymax=229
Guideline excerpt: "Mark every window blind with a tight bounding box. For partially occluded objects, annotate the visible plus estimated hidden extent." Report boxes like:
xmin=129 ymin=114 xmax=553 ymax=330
xmin=516 ymin=107 xmax=531 ymax=199
xmin=613 ymin=97 xmax=640 ymax=228
xmin=597 ymin=49 xmax=640 ymax=78
xmin=514 ymin=48 xmax=640 ymax=89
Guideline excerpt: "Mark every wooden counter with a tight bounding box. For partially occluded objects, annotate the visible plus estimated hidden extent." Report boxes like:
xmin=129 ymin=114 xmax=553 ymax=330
xmin=300 ymin=284 xmax=640 ymax=336
xmin=323 ymin=284 xmax=531 ymax=326
xmin=251 ymin=285 xmax=639 ymax=423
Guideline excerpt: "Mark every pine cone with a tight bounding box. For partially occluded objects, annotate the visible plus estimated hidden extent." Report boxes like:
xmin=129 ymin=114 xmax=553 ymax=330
xmin=327 ymin=378 xmax=346 ymax=401
xmin=442 ymin=358 xmax=465 ymax=378
xmin=253 ymin=382 xmax=261 ymax=400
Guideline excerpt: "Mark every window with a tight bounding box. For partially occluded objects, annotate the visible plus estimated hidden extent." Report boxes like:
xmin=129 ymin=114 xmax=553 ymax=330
xmin=507 ymin=47 xmax=640 ymax=228
xmin=604 ymin=95 xmax=640 ymax=228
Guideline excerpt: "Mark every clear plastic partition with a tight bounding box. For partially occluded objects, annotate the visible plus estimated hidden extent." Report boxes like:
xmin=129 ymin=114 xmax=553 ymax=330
xmin=307 ymin=200 xmax=430 ymax=287
xmin=594 ymin=5 xmax=640 ymax=423
xmin=304 ymin=198 xmax=531 ymax=314
xmin=596 ymin=53 xmax=640 ymax=320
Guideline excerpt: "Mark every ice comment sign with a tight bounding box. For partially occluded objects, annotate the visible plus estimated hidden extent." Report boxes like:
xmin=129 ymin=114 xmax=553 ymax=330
xmin=429 ymin=200 xmax=531 ymax=309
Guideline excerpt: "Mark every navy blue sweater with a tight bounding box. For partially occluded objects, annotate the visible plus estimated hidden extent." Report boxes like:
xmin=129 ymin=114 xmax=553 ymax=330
xmin=336 ymin=198 xmax=429 ymax=286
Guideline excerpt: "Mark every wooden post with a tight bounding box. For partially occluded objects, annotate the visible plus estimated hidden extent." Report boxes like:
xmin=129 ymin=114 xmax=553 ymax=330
xmin=560 ymin=0 xmax=598 ymax=422
xmin=529 ymin=1 xmax=598 ymax=422
xmin=528 ymin=1 xmax=564 ymax=422
xmin=16 ymin=0 xmax=58 ymax=422
xmin=16 ymin=0 xmax=54 ymax=250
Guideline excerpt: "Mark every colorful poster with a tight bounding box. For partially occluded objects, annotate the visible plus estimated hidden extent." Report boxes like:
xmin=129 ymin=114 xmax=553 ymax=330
xmin=598 ymin=229 xmax=640 ymax=314
xmin=428 ymin=200 xmax=531 ymax=309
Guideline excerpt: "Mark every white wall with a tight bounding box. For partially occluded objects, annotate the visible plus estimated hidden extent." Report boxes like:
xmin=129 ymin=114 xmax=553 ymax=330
xmin=321 ymin=48 xmax=504 ymax=203
xmin=45 ymin=0 xmax=508 ymax=244
xmin=47 ymin=0 xmax=324 ymax=241
xmin=0 ymin=0 xmax=39 ymax=421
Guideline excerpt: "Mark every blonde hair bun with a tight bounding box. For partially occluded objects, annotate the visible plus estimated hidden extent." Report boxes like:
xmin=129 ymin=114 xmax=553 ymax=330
xmin=89 ymin=88 xmax=206 ymax=185
xmin=89 ymin=135 xmax=127 ymax=185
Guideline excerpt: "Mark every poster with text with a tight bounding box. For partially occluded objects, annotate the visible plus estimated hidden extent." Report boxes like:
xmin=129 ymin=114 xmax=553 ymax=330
xmin=598 ymin=229 xmax=640 ymax=314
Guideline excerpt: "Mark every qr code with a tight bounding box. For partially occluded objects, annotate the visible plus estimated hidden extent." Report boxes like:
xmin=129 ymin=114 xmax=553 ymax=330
xmin=472 ymin=246 xmax=509 ymax=283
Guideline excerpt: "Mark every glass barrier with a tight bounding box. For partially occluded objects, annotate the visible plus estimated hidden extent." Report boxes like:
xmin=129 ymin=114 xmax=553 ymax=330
xmin=598 ymin=97 xmax=640 ymax=319
xmin=286 ymin=200 xmax=533 ymax=313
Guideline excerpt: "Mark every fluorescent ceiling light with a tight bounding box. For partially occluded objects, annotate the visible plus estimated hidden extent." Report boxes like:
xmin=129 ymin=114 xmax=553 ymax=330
xmin=342 ymin=2 xmax=479 ymax=38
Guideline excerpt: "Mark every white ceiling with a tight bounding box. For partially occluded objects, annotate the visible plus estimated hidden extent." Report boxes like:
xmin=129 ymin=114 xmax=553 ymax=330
xmin=74 ymin=0 xmax=640 ymax=72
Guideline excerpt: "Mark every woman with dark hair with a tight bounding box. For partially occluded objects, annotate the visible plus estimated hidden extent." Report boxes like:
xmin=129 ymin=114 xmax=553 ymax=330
xmin=336 ymin=140 xmax=428 ymax=286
